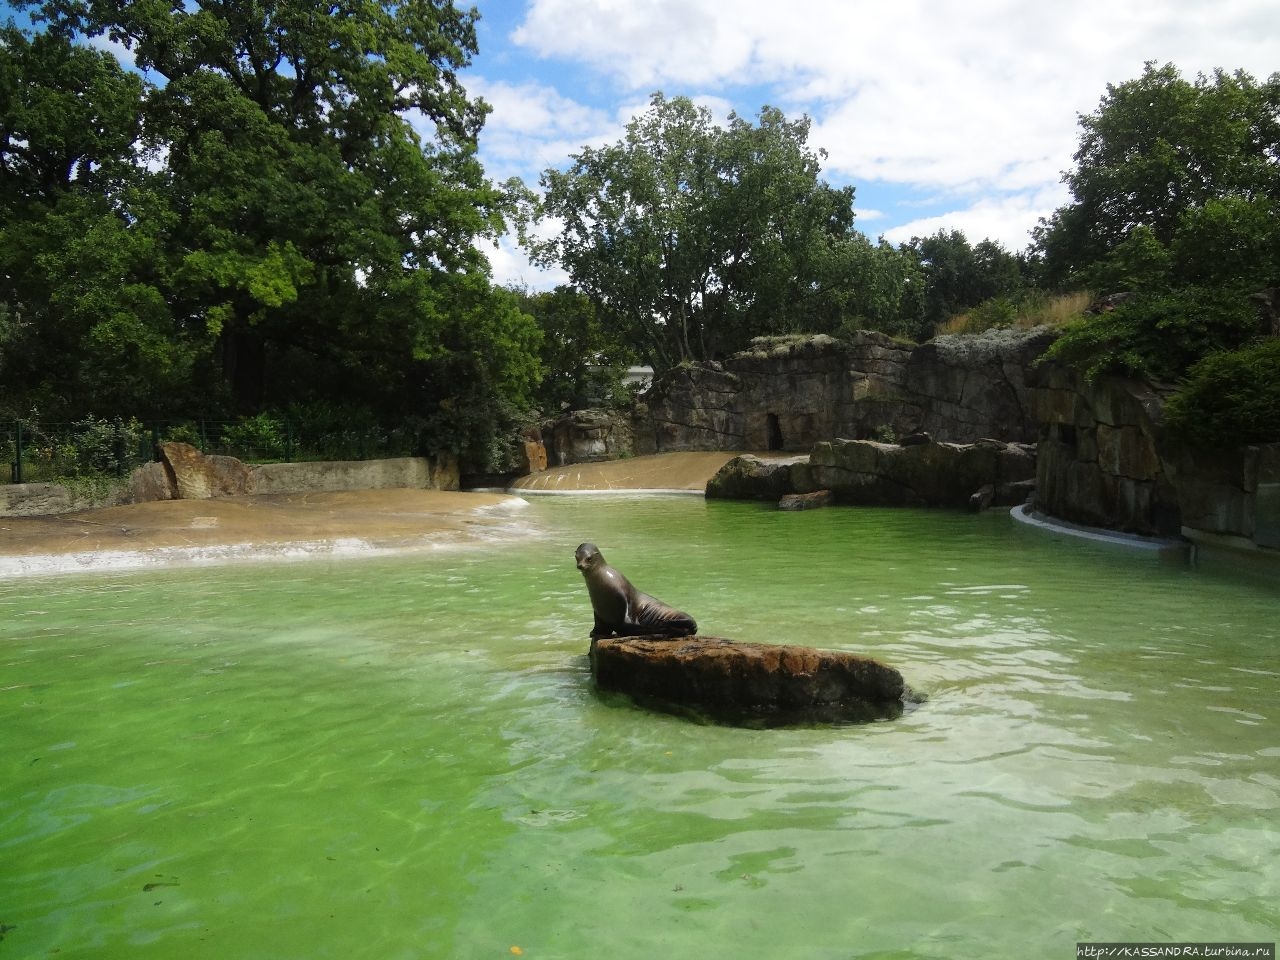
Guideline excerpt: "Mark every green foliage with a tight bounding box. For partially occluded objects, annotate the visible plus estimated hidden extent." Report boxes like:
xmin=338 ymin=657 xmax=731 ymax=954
xmin=958 ymin=297 xmax=1019 ymax=332
xmin=942 ymin=290 xmax=1092 ymax=336
xmin=1081 ymin=225 xmax=1173 ymax=292
xmin=905 ymin=230 xmax=1024 ymax=332
xmin=1030 ymin=62 xmax=1280 ymax=403
xmin=519 ymin=93 xmax=913 ymax=371
xmin=831 ymin=236 xmax=929 ymax=340
xmin=12 ymin=415 xmax=148 ymax=482
xmin=161 ymin=422 xmax=202 ymax=447
xmin=1164 ymin=338 xmax=1280 ymax=446
xmin=1041 ymin=287 xmax=1261 ymax=382
xmin=220 ymin=413 xmax=287 ymax=461
xmin=3 ymin=2 xmax=540 ymax=466
xmin=1033 ymin=63 xmax=1280 ymax=287
xmin=513 ymin=285 xmax=635 ymax=410
xmin=0 ymin=27 xmax=200 ymax=417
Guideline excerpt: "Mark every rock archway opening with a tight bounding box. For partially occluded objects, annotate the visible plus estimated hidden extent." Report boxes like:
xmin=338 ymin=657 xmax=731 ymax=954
xmin=766 ymin=413 xmax=784 ymax=451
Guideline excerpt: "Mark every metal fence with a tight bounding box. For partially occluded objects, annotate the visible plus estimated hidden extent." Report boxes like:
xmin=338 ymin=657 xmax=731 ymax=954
xmin=4 ymin=417 xmax=421 ymax=485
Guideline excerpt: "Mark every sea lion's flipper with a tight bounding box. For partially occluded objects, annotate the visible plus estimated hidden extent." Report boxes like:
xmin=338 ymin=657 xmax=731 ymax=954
xmin=630 ymin=592 xmax=697 ymax=637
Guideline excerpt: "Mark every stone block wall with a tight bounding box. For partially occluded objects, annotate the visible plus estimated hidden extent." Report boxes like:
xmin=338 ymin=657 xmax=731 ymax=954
xmin=1032 ymin=364 xmax=1181 ymax=535
xmin=1032 ymin=362 xmax=1280 ymax=552
xmin=635 ymin=328 xmax=1055 ymax=455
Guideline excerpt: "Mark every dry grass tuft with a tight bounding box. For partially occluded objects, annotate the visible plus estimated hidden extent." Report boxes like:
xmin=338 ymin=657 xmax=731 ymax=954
xmin=940 ymin=290 xmax=1093 ymax=336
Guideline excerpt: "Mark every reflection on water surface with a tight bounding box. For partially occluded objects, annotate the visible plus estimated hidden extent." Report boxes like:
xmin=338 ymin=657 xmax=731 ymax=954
xmin=2 ymin=497 xmax=1276 ymax=959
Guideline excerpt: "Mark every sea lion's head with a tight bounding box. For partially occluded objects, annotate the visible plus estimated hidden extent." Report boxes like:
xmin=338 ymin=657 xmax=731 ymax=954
xmin=575 ymin=542 xmax=604 ymax=574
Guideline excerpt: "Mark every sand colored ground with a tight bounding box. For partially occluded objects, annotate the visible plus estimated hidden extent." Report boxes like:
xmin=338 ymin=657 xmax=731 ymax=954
xmin=0 ymin=488 xmax=526 ymax=565
xmin=509 ymin=451 xmax=741 ymax=493
xmin=0 ymin=453 xmax=742 ymax=573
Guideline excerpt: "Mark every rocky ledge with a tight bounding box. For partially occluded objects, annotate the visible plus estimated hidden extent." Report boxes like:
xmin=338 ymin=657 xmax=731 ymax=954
xmin=590 ymin=634 xmax=917 ymax=726
xmin=706 ymin=436 xmax=1036 ymax=510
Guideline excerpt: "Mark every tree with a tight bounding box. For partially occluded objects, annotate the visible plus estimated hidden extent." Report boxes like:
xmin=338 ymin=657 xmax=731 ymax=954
xmin=518 ymin=93 xmax=869 ymax=372
xmin=0 ymin=26 xmax=195 ymax=418
xmin=1032 ymin=62 xmax=1280 ymax=287
xmin=904 ymin=229 xmax=1023 ymax=331
xmin=10 ymin=1 xmax=542 ymax=464
xmin=512 ymin=285 xmax=635 ymax=411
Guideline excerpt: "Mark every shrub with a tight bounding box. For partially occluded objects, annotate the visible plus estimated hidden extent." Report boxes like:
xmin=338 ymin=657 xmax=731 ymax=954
xmin=220 ymin=413 xmax=287 ymax=461
xmin=1164 ymin=338 xmax=1280 ymax=446
xmin=940 ymin=290 xmax=1091 ymax=336
xmin=1040 ymin=286 xmax=1260 ymax=382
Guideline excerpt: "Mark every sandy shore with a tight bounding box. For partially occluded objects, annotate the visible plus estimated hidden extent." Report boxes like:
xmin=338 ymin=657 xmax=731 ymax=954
xmin=0 ymin=489 xmax=531 ymax=576
xmin=0 ymin=452 xmax=747 ymax=576
xmin=509 ymin=451 xmax=741 ymax=493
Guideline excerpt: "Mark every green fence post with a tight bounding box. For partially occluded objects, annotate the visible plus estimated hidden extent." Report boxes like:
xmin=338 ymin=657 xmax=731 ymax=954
xmin=285 ymin=420 xmax=294 ymax=463
xmin=13 ymin=421 xmax=23 ymax=484
xmin=114 ymin=418 xmax=126 ymax=477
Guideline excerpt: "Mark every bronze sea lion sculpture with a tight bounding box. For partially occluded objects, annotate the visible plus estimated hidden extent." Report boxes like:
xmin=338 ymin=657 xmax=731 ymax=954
xmin=575 ymin=542 xmax=697 ymax=639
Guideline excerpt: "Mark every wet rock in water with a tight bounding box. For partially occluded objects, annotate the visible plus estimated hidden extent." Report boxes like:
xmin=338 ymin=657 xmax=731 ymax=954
xmin=589 ymin=635 xmax=916 ymax=726
xmin=778 ymin=490 xmax=832 ymax=511
xmin=968 ymin=483 xmax=995 ymax=512
xmin=705 ymin=454 xmax=806 ymax=501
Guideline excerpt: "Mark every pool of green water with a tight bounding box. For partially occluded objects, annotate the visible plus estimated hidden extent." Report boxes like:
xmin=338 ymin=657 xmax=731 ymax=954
xmin=2 ymin=497 xmax=1277 ymax=959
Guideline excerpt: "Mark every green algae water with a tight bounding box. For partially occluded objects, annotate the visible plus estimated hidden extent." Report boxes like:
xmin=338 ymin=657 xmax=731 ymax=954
xmin=2 ymin=497 xmax=1277 ymax=960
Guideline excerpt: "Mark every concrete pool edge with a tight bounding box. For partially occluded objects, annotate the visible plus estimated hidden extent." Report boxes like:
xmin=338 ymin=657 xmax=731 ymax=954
xmin=1010 ymin=503 xmax=1193 ymax=560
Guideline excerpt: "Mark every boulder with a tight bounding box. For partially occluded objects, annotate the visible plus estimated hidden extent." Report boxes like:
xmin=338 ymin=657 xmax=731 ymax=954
xmin=158 ymin=442 xmax=252 ymax=499
xmin=590 ymin=634 xmax=915 ymax=726
xmin=968 ymin=484 xmax=995 ymax=512
xmin=779 ymin=490 xmax=832 ymax=511
xmin=801 ymin=436 xmax=1036 ymax=508
xmin=547 ymin=408 xmax=635 ymax=464
xmin=125 ymin=460 xmax=177 ymax=503
xmin=705 ymin=454 xmax=805 ymax=500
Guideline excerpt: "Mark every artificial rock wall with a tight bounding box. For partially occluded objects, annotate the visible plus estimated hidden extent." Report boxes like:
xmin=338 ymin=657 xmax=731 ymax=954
xmin=632 ymin=328 xmax=1056 ymax=454
xmin=1032 ymin=363 xmax=1280 ymax=552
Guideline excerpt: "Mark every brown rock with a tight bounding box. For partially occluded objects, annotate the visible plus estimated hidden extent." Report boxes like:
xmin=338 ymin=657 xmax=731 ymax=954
xmin=968 ymin=483 xmax=995 ymax=512
xmin=124 ymin=460 xmax=176 ymax=503
xmin=158 ymin=442 xmax=252 ymax=500
xmin=705 ymin=454 xmax=803 ymax=500
xmin=520 ymin=440 xmax=548 ymax=474
xmin=778 ymin=490 xmax=832 ymax=511
xmin=803 ymin=437 xmax=1033 ymax=508
xmin=590 ymin=634 xmax=912 ymax=726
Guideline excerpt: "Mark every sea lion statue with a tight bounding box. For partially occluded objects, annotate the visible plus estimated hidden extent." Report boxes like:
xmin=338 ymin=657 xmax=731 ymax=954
xmin=575 ymin=542 xmax=697 ymax=639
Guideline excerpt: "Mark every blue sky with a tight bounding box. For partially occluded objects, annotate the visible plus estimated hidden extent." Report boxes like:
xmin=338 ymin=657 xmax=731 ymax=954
xmin=467 ymin=0 xmax=1280 ymax=288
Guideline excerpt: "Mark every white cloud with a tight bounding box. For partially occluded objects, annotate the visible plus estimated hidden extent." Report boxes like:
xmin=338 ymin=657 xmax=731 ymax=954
xmin=485 ymin=234 xmax=569 ymax=291
xmin=485 ymin=214 xmax=572 ymax=291
xmin=495 ymin=0 xmax=1278 ymax=265
xmin=878 ymin=185 xmax=1071 ymax=252
xmin=511 ymin=0 xmax=1280 ymax=203
xmin=469 ymin=76 xmax=621 ymax=184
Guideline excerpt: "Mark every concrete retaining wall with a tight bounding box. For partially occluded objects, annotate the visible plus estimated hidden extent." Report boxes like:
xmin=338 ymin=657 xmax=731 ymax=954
xmin=0 ymin=452 xmax=460 ymax=519
xmin=250 ymin=456 xmax=458 ymax=494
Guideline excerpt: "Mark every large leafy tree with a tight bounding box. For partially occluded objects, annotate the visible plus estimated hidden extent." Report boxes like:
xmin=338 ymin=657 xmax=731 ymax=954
xmin=1035 ymin=62 xmax=1280 ymax=422
xmin=1033 ymin=62 xmax=1280 ymax=288
xmin=519 ymin=94 xmax=876 ymax=371
xmin=7 ymin=1 xmax=541 ymax=461
xmin=904 ymin=229 xmax=1023 ymax=331
xmin=0 ymin=26 xmax=196 ymax=418
xmin=511 ymin=285 xmax=635 ymax=412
